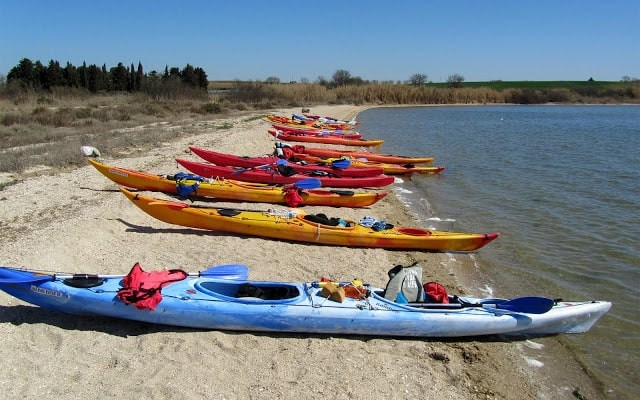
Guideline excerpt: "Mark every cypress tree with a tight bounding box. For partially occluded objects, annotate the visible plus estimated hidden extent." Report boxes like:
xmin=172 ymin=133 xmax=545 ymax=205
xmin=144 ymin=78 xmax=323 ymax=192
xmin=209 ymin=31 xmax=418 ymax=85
xmin=128 ymin=63 xmax=135 ymax=92
xmin=79 ymin=61 xmax=89 ymax=89
xmin=136 ymin=62 xmax=144 ymax=91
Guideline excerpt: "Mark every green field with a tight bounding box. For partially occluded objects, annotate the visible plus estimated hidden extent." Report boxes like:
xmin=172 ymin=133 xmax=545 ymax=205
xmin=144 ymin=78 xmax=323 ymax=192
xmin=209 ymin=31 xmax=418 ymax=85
xmin=428 ymin=80 xmax=629 ymax=91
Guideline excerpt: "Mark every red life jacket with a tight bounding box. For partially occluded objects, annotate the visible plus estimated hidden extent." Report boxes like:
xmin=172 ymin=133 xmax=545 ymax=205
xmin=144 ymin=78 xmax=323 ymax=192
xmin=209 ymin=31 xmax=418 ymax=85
xmin=116 ymin=263 xmax=188 ymax=311
xmin=424 ymin=282 xmax=449 ymax=304
xmin=283 ymin=186 xmax=304 ymax=207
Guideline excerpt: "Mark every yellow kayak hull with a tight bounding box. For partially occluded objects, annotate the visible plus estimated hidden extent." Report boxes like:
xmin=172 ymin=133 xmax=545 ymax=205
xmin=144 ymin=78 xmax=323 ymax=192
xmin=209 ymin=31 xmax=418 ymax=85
xmin=120 ymin=188 xmax=499 ymax=252
xmin=89 ymin=159 xmax=387 ymax=208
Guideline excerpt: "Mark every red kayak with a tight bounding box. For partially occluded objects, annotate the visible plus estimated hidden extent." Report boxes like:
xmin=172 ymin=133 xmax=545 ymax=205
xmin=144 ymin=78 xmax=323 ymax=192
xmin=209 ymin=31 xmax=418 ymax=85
xmin=270 ymin=124 xmax=362 ymax=139
xmin=268 ymin=128 xmax=384 ymax=147
xmin=285 ymin=143 xmax=435 ymax=164
xmin=175 ymin=159 xmax=396 ymax=188
xmin=188 ymin=146 xmax=383 ymax=178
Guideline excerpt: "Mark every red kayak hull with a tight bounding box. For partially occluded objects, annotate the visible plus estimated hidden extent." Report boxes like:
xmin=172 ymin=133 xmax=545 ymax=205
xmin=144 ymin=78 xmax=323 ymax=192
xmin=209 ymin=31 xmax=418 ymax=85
xmin=270 ymin=124 xmax=362 ymax=139
xmin=175 ymin=159 xmax=395 ymax=188
xmin=268 ymin=128 xmax=384 ymax=147
xmin=188 ymin=146 xmax=383 ymax=178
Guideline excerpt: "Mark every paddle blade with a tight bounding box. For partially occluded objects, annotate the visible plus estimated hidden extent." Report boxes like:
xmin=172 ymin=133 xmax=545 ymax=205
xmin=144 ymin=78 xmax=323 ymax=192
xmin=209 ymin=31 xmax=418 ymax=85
xmin=200 ymin=264 xmax=249 ymax=280
xmin=292 ymin=178 xmax=322 ymax=189
xmin=330 ymin=158 xmax=351 ymax=169
xmin=497 ymin=297 xmax=555 ymax=314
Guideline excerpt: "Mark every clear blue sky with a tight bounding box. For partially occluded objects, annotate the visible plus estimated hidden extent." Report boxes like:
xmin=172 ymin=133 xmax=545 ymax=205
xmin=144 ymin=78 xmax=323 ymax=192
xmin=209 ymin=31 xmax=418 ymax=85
xmin=1 ymin=0 xmax=638 ymax=82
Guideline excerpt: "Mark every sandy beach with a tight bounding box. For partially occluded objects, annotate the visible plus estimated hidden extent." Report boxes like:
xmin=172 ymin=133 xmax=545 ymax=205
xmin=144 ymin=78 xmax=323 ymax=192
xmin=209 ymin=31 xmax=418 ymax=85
xmin=0 ymin=104 xmax=604 ymax=399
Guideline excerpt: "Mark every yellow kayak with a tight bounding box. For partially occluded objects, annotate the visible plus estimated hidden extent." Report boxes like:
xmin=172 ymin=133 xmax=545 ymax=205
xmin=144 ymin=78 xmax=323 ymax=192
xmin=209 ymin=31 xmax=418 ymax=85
xmin=88 ymin=159 xmax=387 ymax=208
xmin=120 ymin=188 xmax=499 ymax=252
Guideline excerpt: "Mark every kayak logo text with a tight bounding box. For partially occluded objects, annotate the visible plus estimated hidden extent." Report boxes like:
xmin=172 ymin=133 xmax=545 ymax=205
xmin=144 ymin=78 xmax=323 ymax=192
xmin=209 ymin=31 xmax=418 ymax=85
xmin=31 ymin=285 xmax=64 ymax=298
xmin=108 ymin=168 xmax=129 ymax=177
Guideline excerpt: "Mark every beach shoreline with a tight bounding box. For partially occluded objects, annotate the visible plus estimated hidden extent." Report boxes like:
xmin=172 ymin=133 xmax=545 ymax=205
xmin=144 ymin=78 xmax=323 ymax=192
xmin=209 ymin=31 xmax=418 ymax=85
xmin=0 ymin=104 xmax=605 ymax=399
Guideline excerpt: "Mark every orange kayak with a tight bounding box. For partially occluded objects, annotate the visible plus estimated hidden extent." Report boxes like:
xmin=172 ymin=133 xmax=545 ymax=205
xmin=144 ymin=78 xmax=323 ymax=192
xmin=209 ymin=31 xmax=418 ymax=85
xmin=88 ymin=159 xmax=387 ymax=208
xmin=121 ymin=188 xmax=500 ymax=252
xmin=281 ymin=143 xmax=435 ymax=164
xmin=291 ymin=153 xmax=445 ymax=176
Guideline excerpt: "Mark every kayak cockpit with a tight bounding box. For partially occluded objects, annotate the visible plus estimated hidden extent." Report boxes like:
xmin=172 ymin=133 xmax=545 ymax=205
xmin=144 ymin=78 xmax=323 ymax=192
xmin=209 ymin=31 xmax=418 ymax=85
xmin=196 ymin=281 xmax=302 ymax=303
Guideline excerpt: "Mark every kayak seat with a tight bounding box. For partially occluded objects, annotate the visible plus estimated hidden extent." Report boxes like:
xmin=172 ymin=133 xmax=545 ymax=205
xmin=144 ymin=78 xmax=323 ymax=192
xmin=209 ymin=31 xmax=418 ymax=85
xmin=329 ymin=189 xmax=355 ymax=196
xmin=197 ymin=281 xmax=300 ymax=301
xmin=235 ymin=283 xmax=299 ymax=300
xmin=63 ymin=276 xmax=105 ymax=288
xmin=276 ymin=165 xmax=298 ymax=177
xmin=303 ymin=213 xmax=351 ymax=227
xmin=218 ymin=208 xmax=242 ymax=217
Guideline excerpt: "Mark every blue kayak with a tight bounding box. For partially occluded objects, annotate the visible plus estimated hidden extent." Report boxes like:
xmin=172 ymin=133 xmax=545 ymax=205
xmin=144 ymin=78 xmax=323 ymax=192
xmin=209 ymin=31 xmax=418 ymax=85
xmin=0 ymin=266 xmax=610 ymax=337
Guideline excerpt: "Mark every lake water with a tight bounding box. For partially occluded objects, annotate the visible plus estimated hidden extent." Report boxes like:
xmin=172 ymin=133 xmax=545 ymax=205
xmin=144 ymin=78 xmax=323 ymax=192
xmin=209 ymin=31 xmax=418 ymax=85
xmin=358 ymin=105 xmax=639 ymax=399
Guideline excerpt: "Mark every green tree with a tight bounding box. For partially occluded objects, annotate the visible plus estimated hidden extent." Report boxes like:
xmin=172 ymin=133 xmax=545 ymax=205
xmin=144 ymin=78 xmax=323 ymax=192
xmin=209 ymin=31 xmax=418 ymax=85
xmin=87 ymin=64 xmax=99 ymax=92
xmin=110 ymin=62 xmax=129 ymax=91
xmin=33 ymin=61 xmax=46 ymax=90
xmin=63 ymin=61 xmax=79 ymax=87
xmin=169 ymin=67 xmax=181 ymax=79
xmin=79 ymin=61 xmax=89 ymax=88
xmin=194 ymin=67 xmax=208 ymax=89
xmin=136 ymin=62 xmax=144 ymax=90
xmin=43 ymin=60 xmax=65 ymax=89
xmin=100 ymin=64 xmax=109 ymax=91
xmin=181 ymin=64 xmax=197 ymax=87
xmin=7 ymin=58 xmax=36 ymax=88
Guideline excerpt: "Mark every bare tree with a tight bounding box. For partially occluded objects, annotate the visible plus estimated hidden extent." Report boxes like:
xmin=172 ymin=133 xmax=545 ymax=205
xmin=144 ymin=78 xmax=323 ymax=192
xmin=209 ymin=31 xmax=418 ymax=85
xmin=409 ymin=73 xmax=427 ymax=86
xmin=332 ymin=69 xmax=352 ymax=86
xmin=447 ymin=73 xmax=465 ymax=88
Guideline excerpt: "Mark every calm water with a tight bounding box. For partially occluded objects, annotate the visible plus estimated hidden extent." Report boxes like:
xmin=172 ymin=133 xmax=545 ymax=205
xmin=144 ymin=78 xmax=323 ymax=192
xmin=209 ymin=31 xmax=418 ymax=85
xmin=358 ymin=105 xmax=639 ymax=399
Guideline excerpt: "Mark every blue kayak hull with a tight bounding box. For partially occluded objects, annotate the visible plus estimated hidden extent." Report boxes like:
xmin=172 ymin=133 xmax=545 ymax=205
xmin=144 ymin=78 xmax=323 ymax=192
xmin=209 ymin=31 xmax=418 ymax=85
xmin=0 ymin=267 xmax=610 ymax=337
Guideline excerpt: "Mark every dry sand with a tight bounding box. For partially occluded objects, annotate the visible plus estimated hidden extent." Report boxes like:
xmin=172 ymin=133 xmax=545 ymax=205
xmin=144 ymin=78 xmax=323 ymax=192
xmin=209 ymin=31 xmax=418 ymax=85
xmin=0 ymin=105 xmax=603 ymax=399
